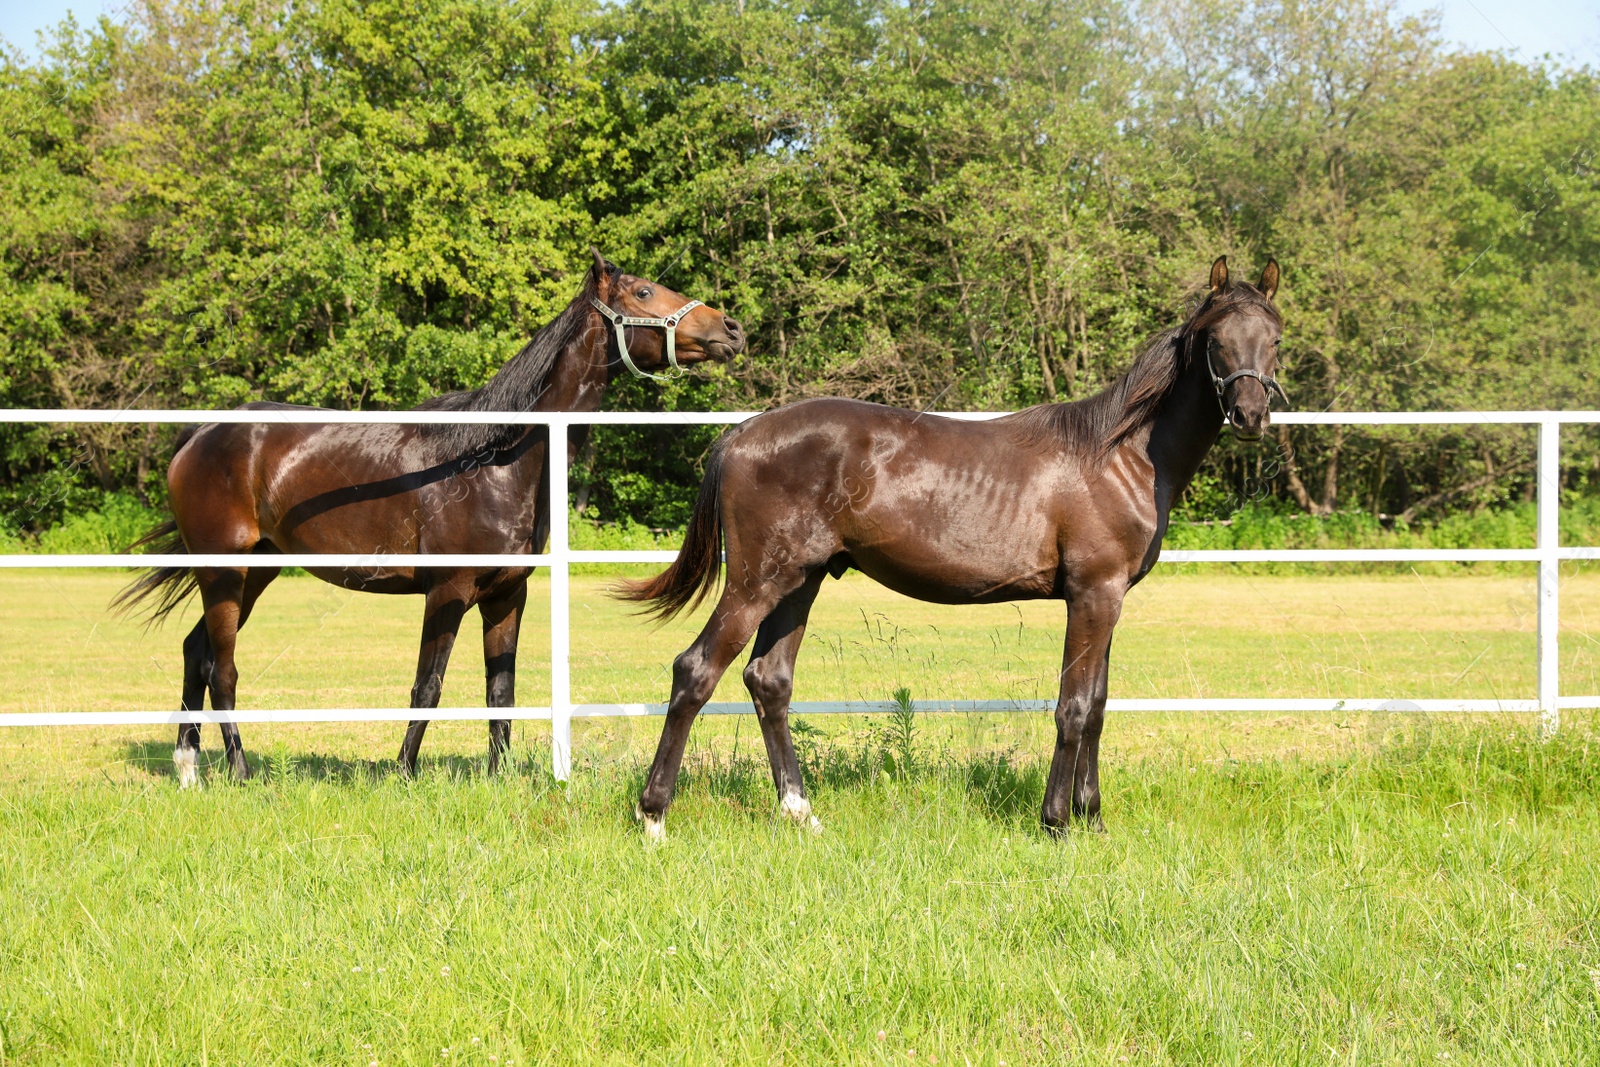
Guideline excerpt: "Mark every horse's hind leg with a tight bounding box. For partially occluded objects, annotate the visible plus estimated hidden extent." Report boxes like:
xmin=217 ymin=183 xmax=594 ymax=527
xmin=397 ymin=583 xmax=471 ymax=777
xmin=173 ymin=562 xmax=275 ymax=786
xmin=174 ymin=619 xmax=211 ymax=787
xmin=479 ymin=582 xmax=527 ymax=775
xmin=637 ymin=581 xmax=792 ymax=840
xmin=216 ymin=565 xmax=279 ymax=780
xmin=742 ymin=570 xmax=825 ymax=832
xmin=194 ymin=567 xmax=249 ymax=780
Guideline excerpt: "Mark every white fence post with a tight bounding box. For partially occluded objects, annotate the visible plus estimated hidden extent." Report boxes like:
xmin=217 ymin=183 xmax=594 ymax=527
xmin=1537 ymin=416 xmax=1561 ymax=739
xmin=549 ymin=418 xmax=573 ymax=779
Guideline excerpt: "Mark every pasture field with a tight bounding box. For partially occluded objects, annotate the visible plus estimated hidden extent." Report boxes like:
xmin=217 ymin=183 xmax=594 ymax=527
xmin=2 ymin=569 xmax=1599 ymax=1064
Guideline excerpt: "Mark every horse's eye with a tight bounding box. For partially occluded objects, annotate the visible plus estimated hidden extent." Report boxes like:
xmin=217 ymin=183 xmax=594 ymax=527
xmin=637 ymin=287 xmax=653 ymax=299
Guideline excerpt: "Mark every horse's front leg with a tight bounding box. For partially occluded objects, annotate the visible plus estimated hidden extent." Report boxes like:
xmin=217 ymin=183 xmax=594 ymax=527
xmin=1041 ymin=581 xmax=1123 ymax=834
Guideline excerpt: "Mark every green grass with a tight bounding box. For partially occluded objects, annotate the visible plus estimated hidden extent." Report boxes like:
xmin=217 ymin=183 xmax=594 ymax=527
xmin=2 ymin=570 xmax=1600 ymax=1063
xmin=9 ymin=566 xmax=1600 ymax=721
xmin=3 ymin=726 xmax=1598 ymax=1064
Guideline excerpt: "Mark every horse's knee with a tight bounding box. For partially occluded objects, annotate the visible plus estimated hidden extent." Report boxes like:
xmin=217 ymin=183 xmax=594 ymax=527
xmin=671 ymin=646 xmax=703 ymax=683
xmin=411 ymin=674 xmax=443 ymax=708
xmin=1054 ymin=696 xmax=1096 ymax=741
xmin=669 ymin=648 xmax=720 ymax=707
xmin=742 ymin=658 xmax=793 ymax=716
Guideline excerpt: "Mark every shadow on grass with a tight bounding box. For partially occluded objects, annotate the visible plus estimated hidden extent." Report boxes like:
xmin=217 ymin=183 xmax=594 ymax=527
xmin=655 ymin=734 xmax=1049 ymax=828
xmin=120 ymin=740 xmax=552 ymax=785
xmin=962 ymin=752 xmax=1046 ymax=824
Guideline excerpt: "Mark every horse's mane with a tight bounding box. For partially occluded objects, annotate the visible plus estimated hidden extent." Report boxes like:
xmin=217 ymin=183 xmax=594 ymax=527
xmin=1001 ymin=282 xmax=1280 ymax=462
xmin=417 ymin=264 xmax=611 ymax=456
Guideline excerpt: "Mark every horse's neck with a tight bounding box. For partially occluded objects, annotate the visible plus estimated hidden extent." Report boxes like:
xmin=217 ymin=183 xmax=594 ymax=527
xmin=480 ymin=308 xmax=609 ymax=499
xmin=534 ymin=308 xmax=611 ymax=413
xmin=1145 ymin=331 xmax=1224 ymax=515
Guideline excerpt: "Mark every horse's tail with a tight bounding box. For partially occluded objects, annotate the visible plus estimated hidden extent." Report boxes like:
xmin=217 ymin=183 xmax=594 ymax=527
xmin=110 ymin=426 xmax=201 ymax=628
xmin=110 ymin=519 xmax=198 ymax=628
xmin=612 ymin=440 xmax=727 ymax=622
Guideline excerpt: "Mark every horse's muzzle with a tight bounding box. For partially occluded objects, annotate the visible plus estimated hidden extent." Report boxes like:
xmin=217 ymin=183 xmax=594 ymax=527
xmin=1227 ymin=405 xmax=1269 ymax=441
xmin=711 ymin=316 xmax=746 ymax=360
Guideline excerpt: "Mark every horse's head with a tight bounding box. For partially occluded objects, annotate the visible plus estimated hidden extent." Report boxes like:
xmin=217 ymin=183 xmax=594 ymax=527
xmin=1196 ymin=256 xmax=1285 ymax=441
xmin=588 ymin=248 xmax=745 ymax=378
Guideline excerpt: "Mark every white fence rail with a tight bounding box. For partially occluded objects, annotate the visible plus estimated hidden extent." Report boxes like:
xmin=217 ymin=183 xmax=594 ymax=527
xmin=2 ymin=407 xmax=1597 ymax=779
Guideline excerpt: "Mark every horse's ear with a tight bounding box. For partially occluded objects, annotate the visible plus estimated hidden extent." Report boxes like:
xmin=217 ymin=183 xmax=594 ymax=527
xmin=590 ymin=246 xmax=610 ymax=299
xmin=1257 ymin=258 xmax=1280 ymax=301
xmin=1209 ymin=255 xmax=1229 ymax=293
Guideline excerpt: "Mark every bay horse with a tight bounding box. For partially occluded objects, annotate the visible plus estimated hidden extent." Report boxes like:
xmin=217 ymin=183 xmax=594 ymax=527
xmin=117 ymin=249 xmax=744 ymax=785
xmin=619 ymin=256 xmax=1283 ymax=838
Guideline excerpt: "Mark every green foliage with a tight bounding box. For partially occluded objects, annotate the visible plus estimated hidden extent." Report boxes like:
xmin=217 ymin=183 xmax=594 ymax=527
xmin=1167 ymin=497 xmax=1600 ymax=549
xmin=0 ymin=489 xmax=151 ymax=553
xmin=30 ymin=492 xmax=153 ymax=554
xmin=569 ymin=510 xmax=684 ymax=553
xmin=1162 ymin=496 xmax=1600 ymax=573
xmin=2 ymin=0 xmax=1598 ymax=537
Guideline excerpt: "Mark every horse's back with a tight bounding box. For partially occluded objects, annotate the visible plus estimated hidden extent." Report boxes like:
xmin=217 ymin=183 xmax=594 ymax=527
xmin=728 ymin=397 xmax=1028 ymax=459
xmin=717 ymin=398 xmax=1072 ymax=601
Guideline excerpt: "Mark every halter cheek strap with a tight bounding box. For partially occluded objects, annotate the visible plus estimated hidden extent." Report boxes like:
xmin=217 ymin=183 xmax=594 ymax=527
xmin=1207 ymin=340 xmax=1289 ymax=414
xmin=589 ymin=296 xmax=704 ymax=381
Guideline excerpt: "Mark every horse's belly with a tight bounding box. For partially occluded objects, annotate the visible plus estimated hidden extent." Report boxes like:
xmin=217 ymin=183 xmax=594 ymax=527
xmin=304 ymin=566 xmax=426 ymax=595
xmin=843 ymin=545 xmax=1057 ymax=604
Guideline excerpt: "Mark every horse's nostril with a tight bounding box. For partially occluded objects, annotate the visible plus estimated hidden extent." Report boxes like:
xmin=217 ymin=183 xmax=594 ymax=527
xmin=723 ymin=316 xmax=744 ymax=338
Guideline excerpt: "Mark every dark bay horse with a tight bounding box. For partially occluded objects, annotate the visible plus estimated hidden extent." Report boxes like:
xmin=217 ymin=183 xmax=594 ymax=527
xmin=619 ymin=257 xmax=1283 ymax=838
xmin=118 ymin=250 xmax=744 ymax=785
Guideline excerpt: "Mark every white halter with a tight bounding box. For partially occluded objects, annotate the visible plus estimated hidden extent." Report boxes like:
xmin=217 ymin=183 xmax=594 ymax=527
xmin=590 ymin=296 xmax=704 ymax=381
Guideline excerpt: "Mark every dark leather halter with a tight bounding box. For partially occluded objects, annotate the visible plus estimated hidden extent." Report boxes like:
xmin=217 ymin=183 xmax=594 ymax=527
xmin=1206 ymin=336 xmax=1288 ymax=414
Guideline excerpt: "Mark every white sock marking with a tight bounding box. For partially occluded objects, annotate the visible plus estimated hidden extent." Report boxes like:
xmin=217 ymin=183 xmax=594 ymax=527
xmin=779 ymin=793 xmax=823 ymax=834
xmin=174 ymin=746 xmax=199 ymax=789
xmin=635 ymin=803 xmax=666 ymax=843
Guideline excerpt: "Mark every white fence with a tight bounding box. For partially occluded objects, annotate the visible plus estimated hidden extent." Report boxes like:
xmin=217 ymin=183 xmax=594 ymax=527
xmin=1 ymin=407 xmax=1597 ymax=779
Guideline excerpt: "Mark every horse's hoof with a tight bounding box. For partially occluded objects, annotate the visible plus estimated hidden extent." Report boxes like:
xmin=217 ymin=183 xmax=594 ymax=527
xmin=779 ymin=794 xmax=823 ymax=834
xmin=174 ymin=748 xmax=200 ymax=789
xmin=635 ymin=804 xmax=666 ymax=843
xmin=1039 ymin=814 xmax=1104 ymax=838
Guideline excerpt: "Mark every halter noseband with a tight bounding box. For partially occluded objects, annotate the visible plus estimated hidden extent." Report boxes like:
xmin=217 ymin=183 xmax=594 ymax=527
xmin=589 ymin=295 xmax=704 ymax=381
xmin=1206 ymin=336 xmax=1289 ymax=415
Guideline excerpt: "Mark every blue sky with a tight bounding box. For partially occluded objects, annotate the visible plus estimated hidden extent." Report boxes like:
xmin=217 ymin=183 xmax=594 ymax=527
xmin=3 ymin=0 xmax=1598 ymax=68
